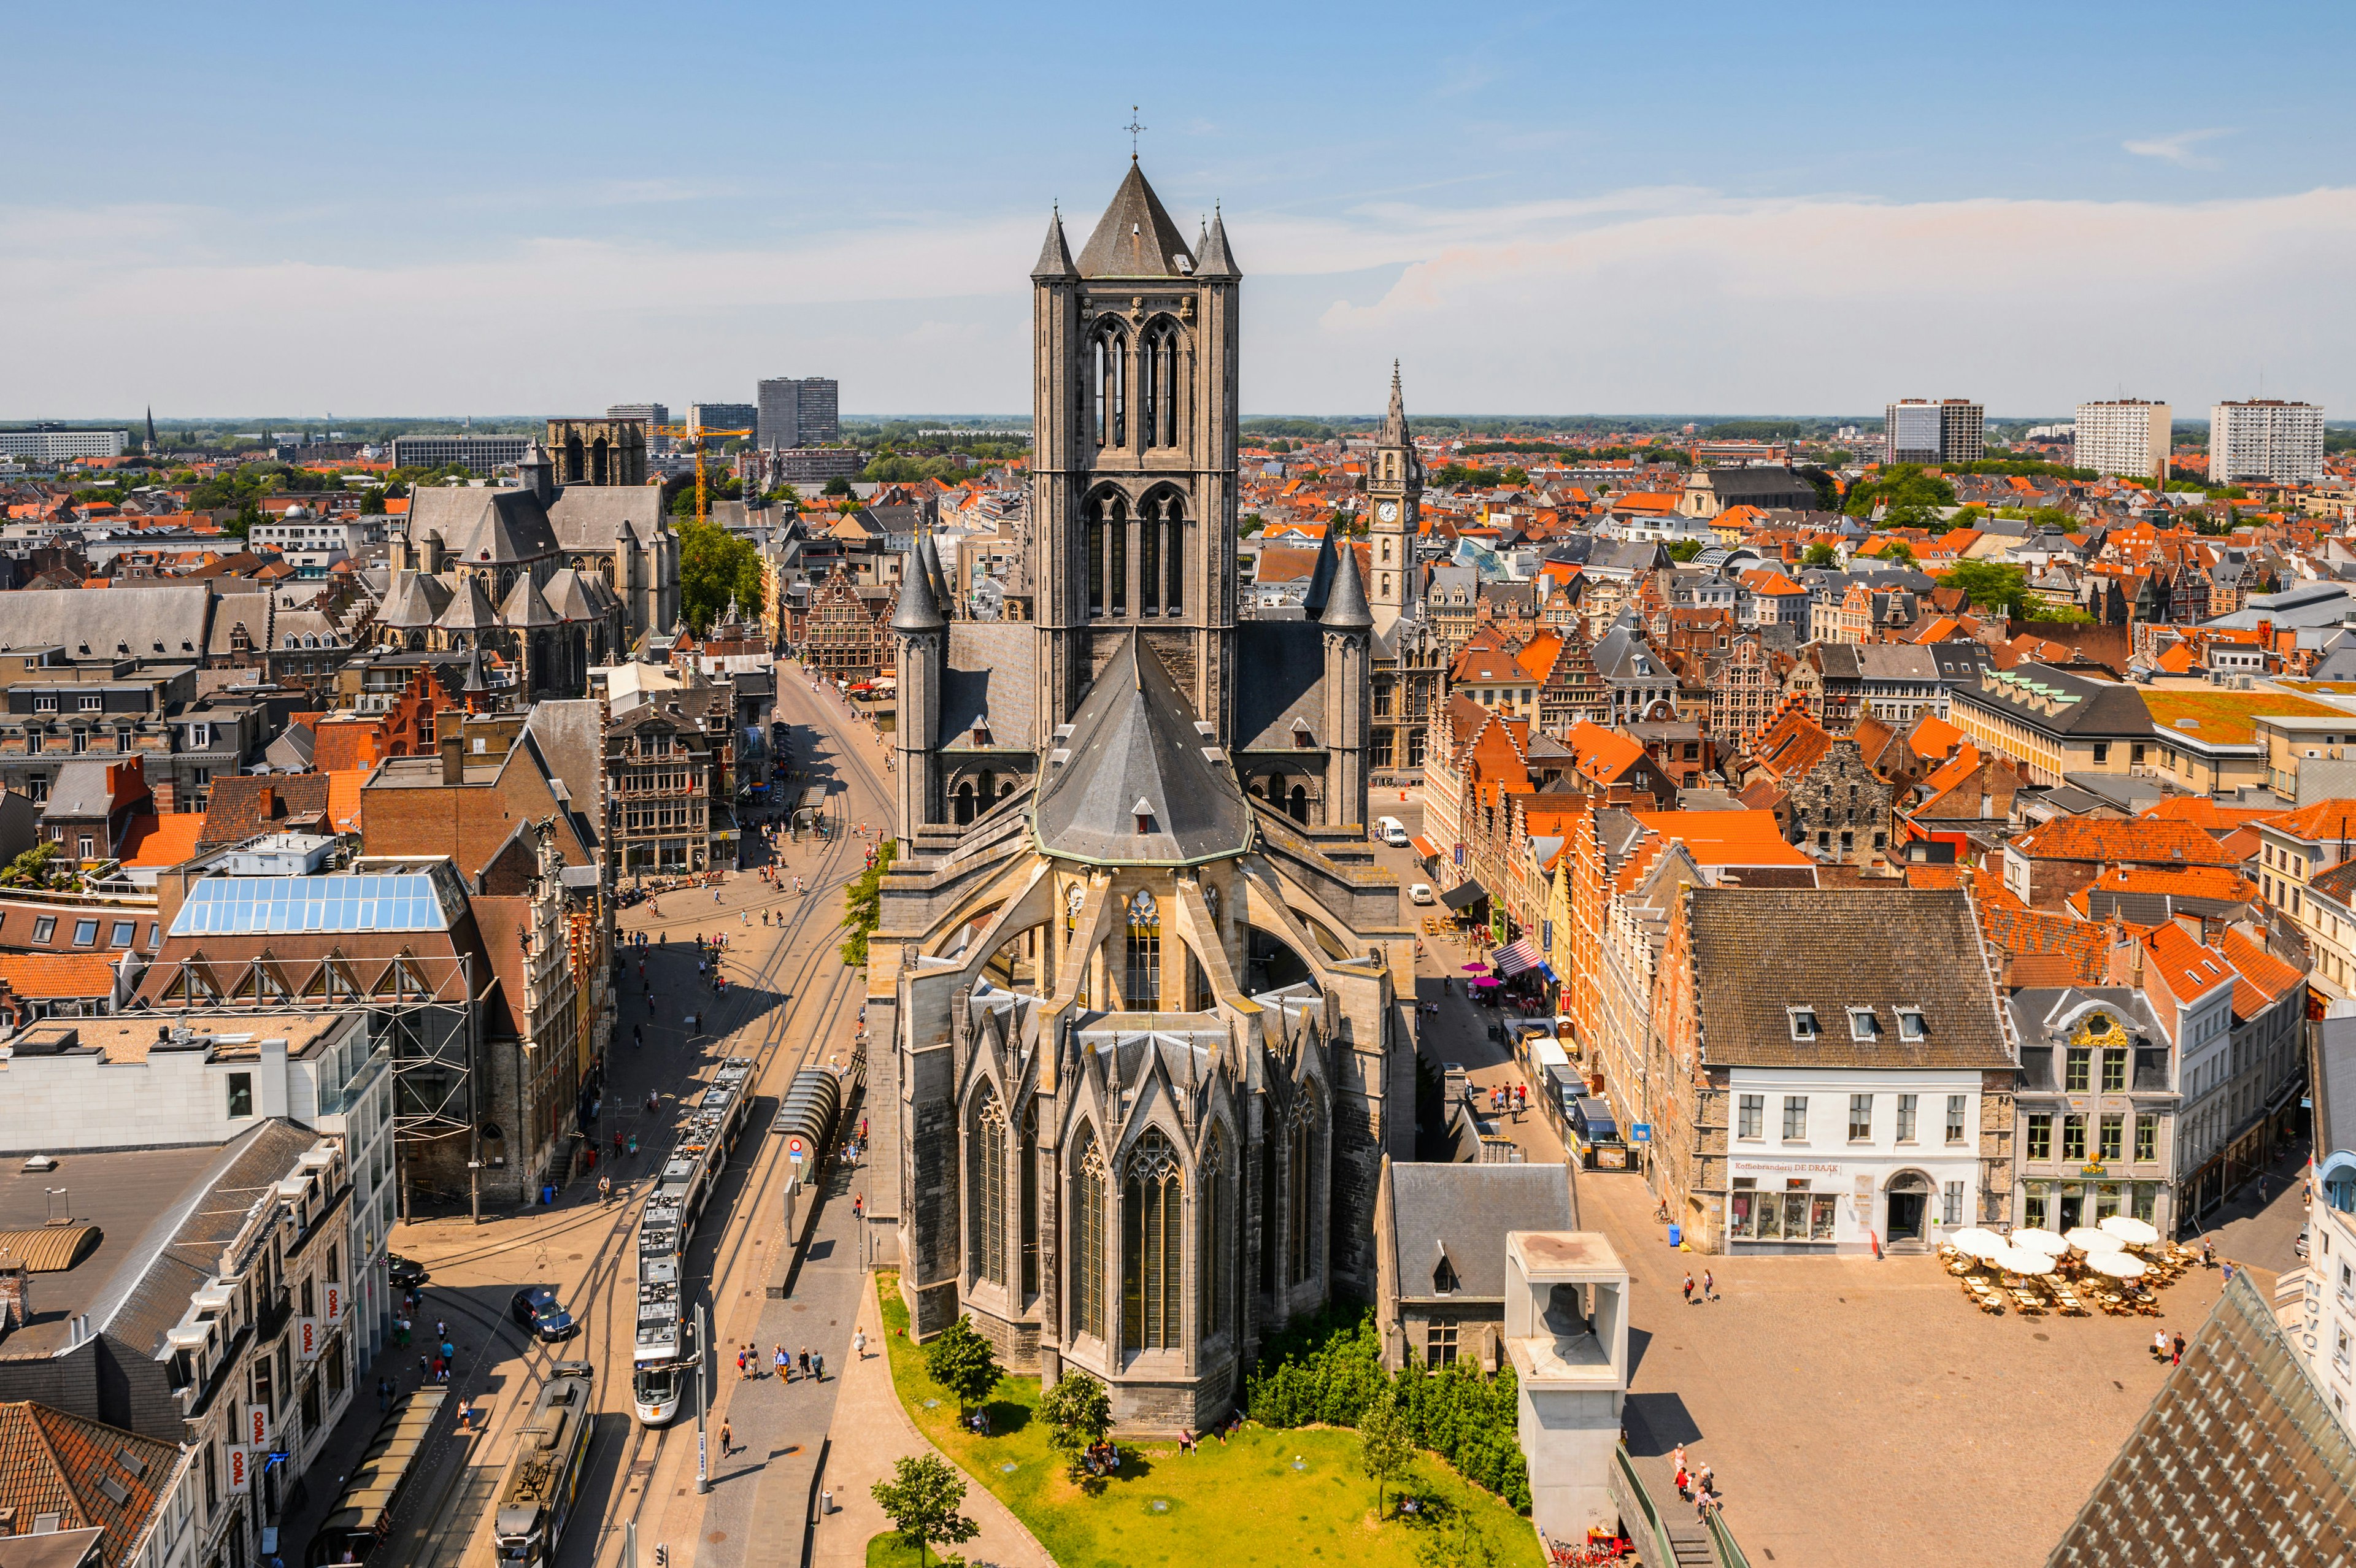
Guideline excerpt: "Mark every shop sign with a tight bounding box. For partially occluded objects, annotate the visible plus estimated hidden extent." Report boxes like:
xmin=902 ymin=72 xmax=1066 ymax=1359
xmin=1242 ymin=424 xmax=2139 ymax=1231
xmin=244 ymin=1403 xmax=270 ymax=1448
xmin=323 ymin=1282 xmax=344 ymax=1323
xmin=1630 ymin=1123 xmax=1652 ymax=1143
xmin=2080 ymin=1163 xmax=2107 ymax=1177
xmin=1732 ymin=1160 xmax=1844 ymax=1177
xmin=295 ymin=1318 xmax=320 ymax=1362
xmin=226 ymin=1445 xmax=252 ymax=1495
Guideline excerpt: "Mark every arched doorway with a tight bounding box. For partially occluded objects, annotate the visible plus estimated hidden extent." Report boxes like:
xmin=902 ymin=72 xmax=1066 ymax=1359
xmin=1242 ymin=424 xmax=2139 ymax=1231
xmin=1885 ymin=1170 xmax=1934 ymax=1250
xmin=1288 ymin=784 xmax=1308 ymax=824
xmin=955 ymin=781 xmax=976 ymax=825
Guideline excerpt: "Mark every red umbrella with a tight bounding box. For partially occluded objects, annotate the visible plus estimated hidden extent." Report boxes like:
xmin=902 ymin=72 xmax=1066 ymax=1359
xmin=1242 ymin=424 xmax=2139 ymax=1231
xmin=1461 ymin=961 xmax=1492 ymax=972
xmin=1470 ymin=975 xmax=1502 ymax=988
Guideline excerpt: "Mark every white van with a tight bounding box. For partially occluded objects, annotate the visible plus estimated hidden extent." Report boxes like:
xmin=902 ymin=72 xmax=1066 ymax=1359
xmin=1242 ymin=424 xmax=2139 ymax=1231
xmin=1376 ymin=816 xmax=1411 ymax=847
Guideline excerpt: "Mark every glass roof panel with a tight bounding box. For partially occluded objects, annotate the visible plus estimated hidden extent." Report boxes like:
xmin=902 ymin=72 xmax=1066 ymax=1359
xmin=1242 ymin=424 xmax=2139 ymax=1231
xmin=166 ymin=874 xmax=458 ymax=938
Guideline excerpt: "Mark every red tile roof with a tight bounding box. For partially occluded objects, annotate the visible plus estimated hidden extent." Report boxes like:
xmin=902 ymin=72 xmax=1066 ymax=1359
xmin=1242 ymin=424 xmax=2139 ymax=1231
xmin=2008 ymin=817 xmax=2242 ymax=867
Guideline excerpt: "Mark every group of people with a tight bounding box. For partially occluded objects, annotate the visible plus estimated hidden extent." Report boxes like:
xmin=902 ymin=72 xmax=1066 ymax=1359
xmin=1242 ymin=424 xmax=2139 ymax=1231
xmin=1671 ymin=1445 xmax=1720 ymax=1523
xmin=736 ymin=1341 xmax=825 ymax=1383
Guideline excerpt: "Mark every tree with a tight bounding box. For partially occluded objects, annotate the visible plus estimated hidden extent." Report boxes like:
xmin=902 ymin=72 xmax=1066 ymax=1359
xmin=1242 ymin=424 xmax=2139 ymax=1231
xmin=0 ymin=840 xmax=68 ymax=890
xmin=1358 ymin=1385 xmax=1415 ymax=1521
xmin=1842 ymin=463 xmax=1955 ymax=520
xmin=1801 ymin=542 xmax=1839 ymax=569
xmin=923 ymin=1314 xmax=1002 ymax=1418
xmin=1415 ymin=1504 xmax=1498 ymax=1568
xmin=822 ymin=475 xmax=855 ymax=497
xmin=1938 ymin=559 xmax=2029 ymax=618
xmin=1039 ymin=1368 xmax=1113 ymax=1479
xmin=1663 ymin=539 xmax=1704 ymax=562
xmin=1879 ymin=540 xmax=1918 ymax=567
xmin=871 ymin=1453 xmax=980 ymax=1568
xmin=676 ymin=516 xmax=763 ymax=632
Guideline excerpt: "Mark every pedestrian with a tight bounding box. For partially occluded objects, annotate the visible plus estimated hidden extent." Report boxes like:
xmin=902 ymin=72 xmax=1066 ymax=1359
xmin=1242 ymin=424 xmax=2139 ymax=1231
xmin=436 ymin=1318 xmax=446 ymax=1341
xmin=720 ymin=1420 xmax=733 ymax=1457
xmin=2153 ymin=1329 xmax=2170 ymax=1362
xmin=1671 ymin=1444 xmax=1685 ymax=1481
xmin=2171 ymin=1331 xmax=2185 ymax=1366
xmin=1682 ymin=1272 xmax=1695 ymax=1305
xmin=599 ymin=1174 xmax=613 ymax=1204
xmin=776 ymin=1344 xmax=789 ymax=1378
xmin=2201 ymin=1237 xmax=2215 ymax=1268
xmin=812 ymin=1351 xmax=824 ymax=1382
xmin=2222 ymin=1259 xmax=2236 ymax=1287
xmin=441 ymin=1339 xmax=455 ymax=1365
xmin=853 ymin=1328 xmax=867 ymax=1361
xmin=798 ymin=1346 xmax=810 ymax=1378
xmin=853 ymin=1193 xmax=863 ymax=1220
xmin=418 ymin=1353 xmax=429 ymax=1381
xmin=736 ymin=1347 xmax=747 ymax=1380
xmin=1702 ymin=1269 xmax=1715 ymax=1301
xmin=1697 ymin=1461 xmax=1714 ymax=1497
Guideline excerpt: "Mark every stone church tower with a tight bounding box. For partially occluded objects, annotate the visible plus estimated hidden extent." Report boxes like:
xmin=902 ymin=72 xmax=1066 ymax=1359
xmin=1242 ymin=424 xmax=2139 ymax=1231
xmin=1367 ymin=363 xmax=1424 ymax=635
xmin=868 ymin=160 xmax=1414 ymax=1434
xmin=1029 ymin=159 xmax=1242 ymax=740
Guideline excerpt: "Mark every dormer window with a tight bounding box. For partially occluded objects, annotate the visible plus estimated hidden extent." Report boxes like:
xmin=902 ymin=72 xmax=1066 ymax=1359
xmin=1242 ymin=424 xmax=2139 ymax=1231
xmin=1849 ymin=1008 xmax=1880 ymax=1042
xmin=971 ymin=714 xmax=991 ymax=747
xmin=1291 ymin=717 xmax=1314 ymax=749
xmin=1898 ymin=1008 xmax=1927 ymax=1042
xmin=1788 ymin=1008 xmax=1820 ymax=1042
xmin=1433 ymin=1253 xmax=1459 ymax=1295
xmin=1133 ymin=797 xmax=1155 ymax=836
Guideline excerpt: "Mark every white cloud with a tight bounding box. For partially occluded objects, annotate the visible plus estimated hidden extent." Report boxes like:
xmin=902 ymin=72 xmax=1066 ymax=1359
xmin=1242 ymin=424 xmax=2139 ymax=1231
xmin=4 ymin=183 xmax=2350 ymax=417
xmin=2123 ymin=128 xmax=2233 ymax=169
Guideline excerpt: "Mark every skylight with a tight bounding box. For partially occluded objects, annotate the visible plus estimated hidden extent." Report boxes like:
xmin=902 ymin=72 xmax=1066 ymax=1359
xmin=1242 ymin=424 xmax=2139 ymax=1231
xmin=169 ymin=874 xmax=458 ymax=937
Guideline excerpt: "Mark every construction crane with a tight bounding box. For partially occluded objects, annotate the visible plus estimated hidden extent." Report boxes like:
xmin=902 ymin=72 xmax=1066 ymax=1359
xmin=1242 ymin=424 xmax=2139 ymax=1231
xmin=653 ymin=425 xmax=753 ymax=524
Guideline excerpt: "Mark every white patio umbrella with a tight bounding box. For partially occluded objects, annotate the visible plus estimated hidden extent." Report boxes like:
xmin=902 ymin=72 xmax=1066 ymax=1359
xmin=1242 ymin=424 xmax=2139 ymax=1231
xmin=2011 ymin=1227 xmax=2071 ymax=1255
xmin=1949 ymin=1227 xmax=2008 ymax=1258
xmin=1995 ymin=1246 xmax=2056 ymax=1275
xmin=2087 ymin=1251 xmax=2149 ymax=1279
xmin=2063 ymin=1226 xmax=2120 ymax=1253
xmin=2099 ymin=1215 xmax=2162 ymax=1247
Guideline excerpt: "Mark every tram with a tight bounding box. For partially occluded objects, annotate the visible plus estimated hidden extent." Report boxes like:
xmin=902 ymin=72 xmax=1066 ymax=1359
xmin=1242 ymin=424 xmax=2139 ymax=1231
xmin=633 ymin=1056 xmax=755 ymax=1424
xmin=491 ymin=1361 xmax=596 ymax=1568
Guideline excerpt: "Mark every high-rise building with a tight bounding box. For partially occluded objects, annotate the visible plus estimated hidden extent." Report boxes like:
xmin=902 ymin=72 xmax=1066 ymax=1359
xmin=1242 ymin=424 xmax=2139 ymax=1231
xmin=386 ymin=432 xmax=530 ymax=475
xmin=689 ymin=402 xmax=758 ymax=436
xmin=2074 ymin=399 xmax=2173 ymax=482
xmin=1883 ymin=399 xmax=1984 ymax=466
xmin=606 ymin=402 xmax=669 ymax=428
xmin=756 ymin=377 xmax=840 ymax=450
xmin=2210 ymin=399 xmax=2324 ymax=485
xmin=0 ymin=426 xmax=129 ymax=461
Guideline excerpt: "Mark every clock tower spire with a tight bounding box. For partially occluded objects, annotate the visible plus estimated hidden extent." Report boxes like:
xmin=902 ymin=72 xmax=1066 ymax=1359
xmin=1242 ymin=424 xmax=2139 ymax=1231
xmin=1367 ymin=361 xmax=1421 ymax=632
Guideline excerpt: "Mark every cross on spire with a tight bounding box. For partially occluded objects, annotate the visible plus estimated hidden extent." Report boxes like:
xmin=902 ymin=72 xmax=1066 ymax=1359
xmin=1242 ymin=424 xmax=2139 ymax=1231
xmin=1125 ymin=106 xmax=1146 ymax=161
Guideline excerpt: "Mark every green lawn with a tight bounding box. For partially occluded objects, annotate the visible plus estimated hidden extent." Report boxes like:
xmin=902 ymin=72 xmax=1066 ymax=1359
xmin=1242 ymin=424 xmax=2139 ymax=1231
xmin=864 ymin=1534 xmax=925 ymax=1568
xmin=873 ymin=1273 xmax=1540 ymax=1568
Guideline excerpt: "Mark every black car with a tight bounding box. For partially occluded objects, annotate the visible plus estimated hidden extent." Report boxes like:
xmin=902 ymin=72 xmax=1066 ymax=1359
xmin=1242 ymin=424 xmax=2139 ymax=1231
xmin=510 ymin=1285 xmax=578 ymax=1342
xmin=387 ymin=1254 xmax=428 ymax=1289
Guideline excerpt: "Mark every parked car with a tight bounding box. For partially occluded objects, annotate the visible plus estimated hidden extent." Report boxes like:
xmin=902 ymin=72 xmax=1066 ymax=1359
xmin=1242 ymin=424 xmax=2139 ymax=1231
xmin=387 ymin=1254 xmax=428 ymax=1289
xmin=510 ymin=1286 xmax=579 ymax=1342
xmin=1409 ymin=883 xmax=1435 ymax=905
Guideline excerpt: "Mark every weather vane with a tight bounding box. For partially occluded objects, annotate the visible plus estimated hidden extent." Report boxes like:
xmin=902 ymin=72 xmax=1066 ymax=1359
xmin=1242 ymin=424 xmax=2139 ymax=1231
xmin=1126 ymin=106 xmax=1146 ymax=159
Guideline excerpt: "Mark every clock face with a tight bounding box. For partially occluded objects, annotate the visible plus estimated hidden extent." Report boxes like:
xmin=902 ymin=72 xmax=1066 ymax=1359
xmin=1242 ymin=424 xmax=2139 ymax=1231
xmin=1376 ymin=501 xmax=1399 ymax=522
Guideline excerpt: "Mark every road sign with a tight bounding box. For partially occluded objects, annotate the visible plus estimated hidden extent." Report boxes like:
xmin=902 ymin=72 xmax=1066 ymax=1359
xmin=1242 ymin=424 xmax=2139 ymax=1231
xmin=787 ymin=1136 xmax=806 ymax=1163
xmin=1630 ymin=1124 xmax=1653 ymax=1143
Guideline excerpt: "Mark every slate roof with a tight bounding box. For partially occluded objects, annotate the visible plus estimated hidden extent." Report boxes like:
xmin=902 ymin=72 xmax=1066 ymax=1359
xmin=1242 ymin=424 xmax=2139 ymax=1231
xmin=2046 ymin=1272 xmax=2356 ymax=1568
xmin=497 ymin=573 xmax=560 ymax=629
xmin=1685 ymin=887 xmax=2014 ymax=1070
xmin=1386 ymin=1162 xmax=1574 ymax=1302
xmin=406 ymin=486 xmax=560 ymax=564
xmin=544 ymin=486 xmax=664 ymax=551
xmin=1074 ymin=161 xmax=1196 ymax=279
xmin=38 ymin=762 xmax=139 ymax=822
xmin=0 ymin=586 xmax=210 ymax=662
xmin=938 ymin=622 xmax=1038 ymax=751
xmin=434 ymin=573 xmax=500 ymax=635
xmin=377 ymin=570 xmax=453 ymax=629
xmin=1231 ymin=619 xmax=1328 ymax=753
xmin=2319 ymin=1011 xmax=2356 ymax=1159
xmin=1957 ymin=663 xmax=2155 ymax=738
xmin=0 ymin=1402 xmax=180 ymax=1568
xmin=1032 ymin=632 xmax=1252 ymax=866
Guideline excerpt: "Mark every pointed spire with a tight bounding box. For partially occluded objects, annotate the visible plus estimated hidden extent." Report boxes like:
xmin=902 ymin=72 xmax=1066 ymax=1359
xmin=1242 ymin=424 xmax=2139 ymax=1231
xmin=891 ymin=543 xmax=945 ymax=632
xmin=1195 ymin=203 xmax=1239 ymax=279
xmin=1075 ymin=162 xmax=1195 ymax=279
xmin=1322 ymin=538 xmax=1373 ymax=632
xmin=1031 ymin=207 xmax=1077 ymax=280
xmin=1381 ymin=360 xmax=1410 ymax=445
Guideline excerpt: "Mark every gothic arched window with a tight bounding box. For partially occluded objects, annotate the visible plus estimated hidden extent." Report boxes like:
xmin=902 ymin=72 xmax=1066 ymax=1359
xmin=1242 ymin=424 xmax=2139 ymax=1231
xmin=969 ymin=1090 xmax=1007 ymax=1287
xmin=1020 ymin=1101 xmax=1041 ymax=1302
xmin=1163 ymin=496 xmax=1184 ymax=615
xmin=1122 ymin=1129 xmax=1184 ymax=1352
xmin=1287 ymin=1096 xmax=1320 ymax=1287
xmin=1141 ymin=496 xmax=1161 ymax=617
xmin=1109 ymin=494 xmax=1128 ymax=617
xmin=1074 ymin=1129 xmax=1107 ymax=1341
xmin=1085 ymin=496 xmax=1105 ymax=617
xmin=1124 ymin=890 xmax=1160 ymax=1010
xmin=1092 ymin=327 xmax=1126 ymax=448
xmin=1202 ymin=1126 xmax=1231 ymax=1337
xmin=1140 ymin=323 xmax=1180 ymax=450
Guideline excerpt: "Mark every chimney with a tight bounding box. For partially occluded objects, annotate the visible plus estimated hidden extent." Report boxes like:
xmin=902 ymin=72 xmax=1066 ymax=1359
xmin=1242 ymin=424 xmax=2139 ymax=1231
xmin=256 ymin=783 xmax=274 ymax=818
xmin=439 ymin=731 xmax=466 ymax=785
xmin=0 ymin=1261 xmax=29 ymax=1335
xmin=0 ymin=1504 xmax=16 ymax=1537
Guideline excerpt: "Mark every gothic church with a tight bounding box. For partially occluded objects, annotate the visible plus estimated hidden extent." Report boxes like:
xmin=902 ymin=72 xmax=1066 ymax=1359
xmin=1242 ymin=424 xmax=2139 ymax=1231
xmin=870 ymin=159 xmax=1419 ymax=1429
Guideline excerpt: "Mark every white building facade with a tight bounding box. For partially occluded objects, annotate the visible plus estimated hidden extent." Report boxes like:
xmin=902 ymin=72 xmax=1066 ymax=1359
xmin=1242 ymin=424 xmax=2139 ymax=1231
xmin=2211 ymin=399 xmax=2324 ymax=485
xmin=2074 ymin=399 xmax=2173 ymax=482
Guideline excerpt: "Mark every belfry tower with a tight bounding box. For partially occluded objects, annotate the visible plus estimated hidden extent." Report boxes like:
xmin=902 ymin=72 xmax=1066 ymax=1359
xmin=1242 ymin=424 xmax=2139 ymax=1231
xmin=1366 ymin=363 xmax=1423 ymax=636
xmin=1028 ymin=161 xmax=1242 ymax=742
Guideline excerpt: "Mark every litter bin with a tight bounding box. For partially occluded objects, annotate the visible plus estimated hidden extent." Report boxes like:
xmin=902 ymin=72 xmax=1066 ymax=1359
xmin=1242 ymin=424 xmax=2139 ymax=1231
xmin=541 ymin=1184 xmax=556 ymax=1207
xmin=1667 ymin=1224 xmax=1682 ymax=1248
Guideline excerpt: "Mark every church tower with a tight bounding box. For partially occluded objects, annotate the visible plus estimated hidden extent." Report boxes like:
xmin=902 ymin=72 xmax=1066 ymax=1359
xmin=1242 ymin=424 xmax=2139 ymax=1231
xmin=1366 ymin=363 xmax=1422 ymax=635
xmin=1029 ymin=161 xmax=1242 ymax=742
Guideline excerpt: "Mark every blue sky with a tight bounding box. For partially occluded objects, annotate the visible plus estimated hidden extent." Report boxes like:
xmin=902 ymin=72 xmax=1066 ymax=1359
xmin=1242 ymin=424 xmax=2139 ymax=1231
xmin=7 ymin=1 xmax=2353 ymax=419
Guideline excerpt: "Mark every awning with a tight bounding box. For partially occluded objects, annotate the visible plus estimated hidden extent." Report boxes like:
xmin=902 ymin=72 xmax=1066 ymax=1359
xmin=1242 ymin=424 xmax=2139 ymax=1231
xmin=1441 ymin=880 xmax=1488 ymax=911
xmin=1493 ymin=937 xmax=1543 ymax=977
xmin=1410 ymin=835 xmax=1441 ymax=860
